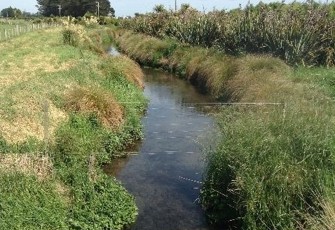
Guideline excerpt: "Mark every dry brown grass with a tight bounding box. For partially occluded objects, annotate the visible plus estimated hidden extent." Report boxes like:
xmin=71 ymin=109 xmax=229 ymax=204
xmin=64 ymin=86 xmax=124 ymax=130
xmin=108 ymin=55 xmax=144 ymax=89
xmin=298 ymin=197 xmax=335 ymax=230
xmin=0 ymin=154 xmax=53 ymax=180
xmin=0 ymin=28 xmax=76 ymax=143
xmin=0 ymin=99 xmax=67 ymax=144
xmin=0 ymin=50 xmax=75 ymax=89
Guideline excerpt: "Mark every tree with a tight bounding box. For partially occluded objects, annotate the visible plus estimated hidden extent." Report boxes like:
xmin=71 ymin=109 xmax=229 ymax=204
xmin=36 ymin=0 xmax=114 ymax=17
xmin=1 ymin=7 xmax=22 ymax=18
xmin=153 ymin=4 xmax=167 ymax=13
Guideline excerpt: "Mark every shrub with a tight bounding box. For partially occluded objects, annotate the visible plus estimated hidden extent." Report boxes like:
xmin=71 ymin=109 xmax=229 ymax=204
xmin=62 ymin=28 xmax=79 ymax=47
xmin=119 ymin=2 xmax=335 ymax=66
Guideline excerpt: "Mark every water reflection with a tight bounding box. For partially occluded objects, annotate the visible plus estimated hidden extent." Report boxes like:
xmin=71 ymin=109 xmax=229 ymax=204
xmin=104 ymin=68 xmax=219 ymax=230
xmin=107 ymin=46 xmax=121 ymax=56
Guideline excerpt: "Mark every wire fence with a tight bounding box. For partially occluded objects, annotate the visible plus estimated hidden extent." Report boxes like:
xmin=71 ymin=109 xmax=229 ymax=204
xmin=0 ymin=22 xmax=61 ymax=42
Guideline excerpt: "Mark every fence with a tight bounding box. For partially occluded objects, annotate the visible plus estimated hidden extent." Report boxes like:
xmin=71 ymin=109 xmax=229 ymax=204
xmin=0 ymin=23 xmax=61 ymax=42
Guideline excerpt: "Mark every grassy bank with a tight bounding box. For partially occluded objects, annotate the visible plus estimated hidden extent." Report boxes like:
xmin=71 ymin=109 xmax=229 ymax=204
xmin=0 ymin=25 xmax=146 ymax=229
xmin=109 ymin=29 xmax=335 ymax=229
xmin=111 ymin=30 xmax=292 ymax=102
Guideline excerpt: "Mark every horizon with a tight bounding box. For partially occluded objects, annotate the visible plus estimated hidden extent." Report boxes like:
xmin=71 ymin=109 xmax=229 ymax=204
xmin=0 ymin=0 xmax=327 ymax=17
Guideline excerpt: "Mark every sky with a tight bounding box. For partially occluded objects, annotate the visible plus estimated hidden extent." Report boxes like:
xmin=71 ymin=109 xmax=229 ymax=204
xmin=0 ymin=0 xmax=303 ymax=17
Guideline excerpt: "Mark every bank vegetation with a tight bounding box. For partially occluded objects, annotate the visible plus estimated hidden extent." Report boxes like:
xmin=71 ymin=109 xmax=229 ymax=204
xmin=0 ymin=23 xmax=146 ymax=229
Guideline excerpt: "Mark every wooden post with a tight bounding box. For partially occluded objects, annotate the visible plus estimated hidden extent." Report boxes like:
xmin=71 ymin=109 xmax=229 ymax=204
xmin=43 ymin=100 xmax=50 ymax=154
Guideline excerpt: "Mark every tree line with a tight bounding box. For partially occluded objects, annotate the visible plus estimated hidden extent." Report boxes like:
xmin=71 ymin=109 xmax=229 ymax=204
xmin=36 ymin=0 xmax=114 ymax=17
xmin=1 ymin=7 xmax=26 ymax=18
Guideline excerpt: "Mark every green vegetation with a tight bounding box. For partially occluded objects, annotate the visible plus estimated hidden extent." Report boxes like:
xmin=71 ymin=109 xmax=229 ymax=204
xmin=36 ymin=0 xmax=114 ymax=17
xmin=109 ymin=28 xmax=335 ymax=229
xmin=111 ymin=30 xmax=291 ymax=101
xmin=202 ymin=99 xmax=335 ymax=229
xmin=0 ymin=24 xmax=146 ymax=229
xmin=120 ymin=1 xmax=335 ymax=67
xmin=1 ymin=7 xmax=23 ymax=18
xmin=0 ymin=172 xmax=68 ymax=229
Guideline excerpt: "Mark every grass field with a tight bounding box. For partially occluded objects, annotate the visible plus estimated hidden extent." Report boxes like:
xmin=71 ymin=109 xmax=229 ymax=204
xmin=0 ymin=24 xmax=146 ymax=229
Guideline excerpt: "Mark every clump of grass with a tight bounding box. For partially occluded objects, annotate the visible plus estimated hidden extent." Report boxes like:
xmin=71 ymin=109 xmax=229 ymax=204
xmin=115 ymin=30 xmax=178 ymax=67
xmin=201 ymin=99 xmax=335 ymax=229
xmin=300 ymin=191 xmax=335 ymax=230
xmin=64 ymin=86 xmax=124 ymax=130
xmin=224 ymin=55 xmax=292 ymax=102
xmin=62 ymin=28 xmax=80 ymax=47
xmin=103 ymin=55 xmax=145 ymax=89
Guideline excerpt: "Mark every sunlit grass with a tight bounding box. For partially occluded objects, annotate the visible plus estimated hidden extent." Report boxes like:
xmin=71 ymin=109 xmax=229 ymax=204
xmin=0 ymin=25 xmax=146 ymax=229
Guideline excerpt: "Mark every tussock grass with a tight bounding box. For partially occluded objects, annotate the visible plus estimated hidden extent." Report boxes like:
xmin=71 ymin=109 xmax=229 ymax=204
xmin=201 ymin=98 xmax=335 ymax=229
xmin=64 ymin=86 xmax=124 ymax=130
xmin=117 ymin=31 xmax=177 ymax=67
xmin=112 ymin=30 xmax=293 ymax=102
xmin=103 ymin=55 xmax=145 ymax=89
xmin=300 ymin=192 xmax=335 ymax=230
xmin=226 ymin=55 xmax=292 ymax=102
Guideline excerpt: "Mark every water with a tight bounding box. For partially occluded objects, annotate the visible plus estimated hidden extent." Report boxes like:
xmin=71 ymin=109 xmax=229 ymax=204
xmin=104 ymin=68 xmax=218 ymax=230
xmin=107 ymin=46 xmax=121 ymax=56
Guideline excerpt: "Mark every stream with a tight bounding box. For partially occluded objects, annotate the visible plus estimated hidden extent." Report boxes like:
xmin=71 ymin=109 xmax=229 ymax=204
xmin=104 ymin=67 xmax=219 ymax=230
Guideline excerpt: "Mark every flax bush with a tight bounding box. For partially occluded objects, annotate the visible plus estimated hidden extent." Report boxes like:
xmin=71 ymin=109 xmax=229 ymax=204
xmin=120 ymin=2 xmax=335 ymax=66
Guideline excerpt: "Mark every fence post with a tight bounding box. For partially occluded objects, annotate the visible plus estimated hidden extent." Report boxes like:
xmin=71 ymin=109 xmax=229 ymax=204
xmin=42 ymin=100 xmax=50 ymax=154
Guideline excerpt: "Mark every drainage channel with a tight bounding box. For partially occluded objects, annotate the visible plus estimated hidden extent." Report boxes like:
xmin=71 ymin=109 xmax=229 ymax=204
xmin=104 ymin=67 xmax=219 ymax=230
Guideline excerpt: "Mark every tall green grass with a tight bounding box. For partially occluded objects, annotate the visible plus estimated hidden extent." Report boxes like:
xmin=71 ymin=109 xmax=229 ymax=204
xmin=201 ymin=99 xmax=335 ymax=229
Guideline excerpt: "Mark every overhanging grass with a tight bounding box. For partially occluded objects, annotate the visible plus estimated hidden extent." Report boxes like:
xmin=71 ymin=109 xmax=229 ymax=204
xmin=201 ymin=100 xmax=335 ymax=229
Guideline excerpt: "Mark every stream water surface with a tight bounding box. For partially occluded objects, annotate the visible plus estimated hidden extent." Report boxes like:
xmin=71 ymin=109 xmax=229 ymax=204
xmin=104 ymin=68 xmax=218 ymax=230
